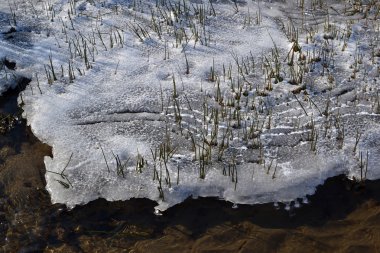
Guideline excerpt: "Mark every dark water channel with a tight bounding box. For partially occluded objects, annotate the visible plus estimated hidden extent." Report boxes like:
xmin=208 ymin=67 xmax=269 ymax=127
xmin=0 ymin=76 xmax=33 ymax=153
xmin=0 ymin=75 xmax=379 ymax=252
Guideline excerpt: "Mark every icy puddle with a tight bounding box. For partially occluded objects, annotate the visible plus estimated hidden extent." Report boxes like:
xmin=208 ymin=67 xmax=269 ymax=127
xmin=0 ymin=0 xmax=379 ymax=211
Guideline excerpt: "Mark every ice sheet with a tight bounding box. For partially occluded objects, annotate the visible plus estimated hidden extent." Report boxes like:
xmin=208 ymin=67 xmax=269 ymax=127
xmin=0 ymin=0 xmax=379 ymax=211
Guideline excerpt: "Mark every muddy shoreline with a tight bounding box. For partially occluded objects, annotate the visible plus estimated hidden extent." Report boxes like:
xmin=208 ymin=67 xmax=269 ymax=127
xmin=0 ymin=81 xmax=379 ymax=252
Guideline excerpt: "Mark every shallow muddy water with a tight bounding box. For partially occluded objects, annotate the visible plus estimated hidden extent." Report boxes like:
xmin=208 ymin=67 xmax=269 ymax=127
xmin=0 ymin=79 xmax=379 ymax=252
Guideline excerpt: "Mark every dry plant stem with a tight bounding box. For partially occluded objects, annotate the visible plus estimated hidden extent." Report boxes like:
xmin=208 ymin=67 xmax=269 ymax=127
xmin=46 ymin=153 xmax=74 ymax=188
xmin=99 ymin=144 xmax=111 ymax=173
xmin=353 ymin=130 xmax=362 ymax=153
xmin=293 ymin=93 xmax=308 ymax=116
xmin=35 ymin=73 xmax=42 ymax=94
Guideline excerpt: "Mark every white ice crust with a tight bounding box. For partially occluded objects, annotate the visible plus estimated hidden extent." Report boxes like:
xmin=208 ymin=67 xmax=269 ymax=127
xmin=0 ymin=0 xmax=379 ymax=211
xmin=0 ymin=53 xmax=19 ymax=95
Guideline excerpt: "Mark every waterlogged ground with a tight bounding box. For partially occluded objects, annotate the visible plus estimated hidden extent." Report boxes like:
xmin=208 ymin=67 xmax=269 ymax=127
xmin=0 ymin=0 xmax=380 ymax=247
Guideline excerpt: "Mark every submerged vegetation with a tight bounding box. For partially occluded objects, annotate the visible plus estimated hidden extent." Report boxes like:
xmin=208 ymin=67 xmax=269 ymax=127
xmin=0 ymin=113 xmax=17 ymax=135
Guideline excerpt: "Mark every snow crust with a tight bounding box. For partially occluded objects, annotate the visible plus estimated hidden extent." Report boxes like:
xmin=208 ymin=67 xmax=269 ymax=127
xmin=0 ymin=56 xmax=19 ymax=95
xmin=0 ymin=0 xmax=379 ymax=211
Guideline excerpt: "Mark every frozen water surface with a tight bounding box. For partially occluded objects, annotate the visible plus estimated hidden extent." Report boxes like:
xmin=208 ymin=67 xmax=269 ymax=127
xmin=0 ymin=0 xmax=379 ymax=210
xmin=0 ymin=55 xmax=19 ymax=94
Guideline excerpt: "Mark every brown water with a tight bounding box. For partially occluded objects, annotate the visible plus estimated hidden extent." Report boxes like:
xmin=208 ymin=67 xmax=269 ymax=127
xmin=0 ymin=78 xmax=379 ymax=252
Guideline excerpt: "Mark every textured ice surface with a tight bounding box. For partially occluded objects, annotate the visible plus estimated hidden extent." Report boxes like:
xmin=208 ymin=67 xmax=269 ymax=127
xmin=0 ymin=0 xmax=379 ymax=210
xmin=0 ymin=50 xmax=20 ymax=94
xmin=0 ymin=57 xmax=19 ymax=95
